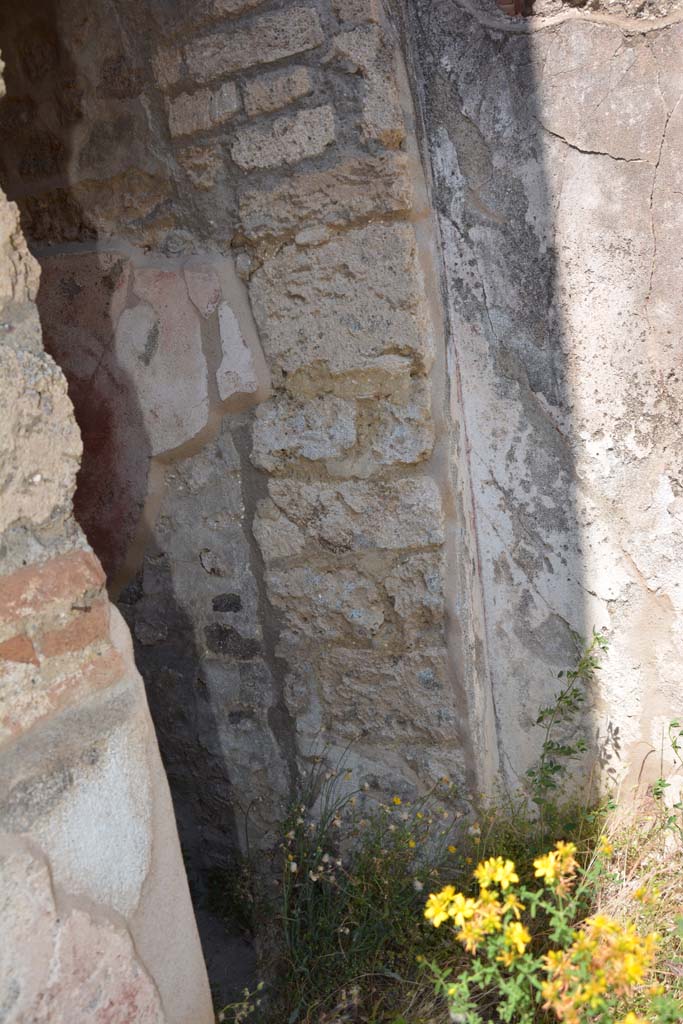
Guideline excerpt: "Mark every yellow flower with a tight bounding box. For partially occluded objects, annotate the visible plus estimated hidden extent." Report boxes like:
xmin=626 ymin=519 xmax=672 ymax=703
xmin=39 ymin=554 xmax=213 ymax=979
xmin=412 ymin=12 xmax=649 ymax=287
xmin=599 ymin=835 xmax=614 ymax=856
xmin=445 ymin=983 xmax=458 ymax=998
xmin=424 ymin=885 xmax=456 ymax=928
xmin=448 ymin=844 xmax=457 ymax=854
xmin=448 ymin=892 xmax=478 ymax=928
xmin=465 ymin=856 xmax=473 ymax=865
xmin=392 ymin=795 xmax=402 ymax=806
xmin=533 ymin=851 xmax=559 ymax=884
xmin=617 ymin=1015 xmax=650 ymax=1024
xmin=502 ymin=893 xmax=525 ymax=918
xmin=474 ymin=856 xmax=519 ymax=891
xmin=408 ymin=839 xmax=416 ymax=848
xmin=504 ymin=921 xmax=531 ymax=955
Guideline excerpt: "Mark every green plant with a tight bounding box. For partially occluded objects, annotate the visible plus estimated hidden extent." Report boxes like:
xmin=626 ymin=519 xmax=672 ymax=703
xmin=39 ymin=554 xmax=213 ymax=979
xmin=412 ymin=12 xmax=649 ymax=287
xmin=652 ymin=720 xmax=683 ymax=838
xmin=526 ymin=630 xmax=608 ymax=841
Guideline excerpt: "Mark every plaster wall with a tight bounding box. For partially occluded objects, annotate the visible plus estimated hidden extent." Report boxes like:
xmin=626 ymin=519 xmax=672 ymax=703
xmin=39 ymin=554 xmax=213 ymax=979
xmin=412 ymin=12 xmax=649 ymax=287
xmin=403 ymin=0 xmax=683 ymax=791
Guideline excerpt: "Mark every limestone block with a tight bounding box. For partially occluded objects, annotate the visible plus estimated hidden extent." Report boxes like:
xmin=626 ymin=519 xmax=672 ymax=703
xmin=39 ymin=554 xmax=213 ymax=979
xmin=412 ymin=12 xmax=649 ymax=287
xmin=238 ymin=153 xmax=414 ymax=244
xmin=114 ymin=268 xmax=209 ymax=455
xmin=314 ymin=647 xmax=457 ymax=743
xmin=152 ymin=44 xmax=183 ymax=90
xmin=167 ymin=81 xmax=240 ymax=137
xmin=0 ymin=347 xmax=81 ymax=534
xmin=0 ymin=842 xmax=165 ymax=1024
xmin=251 ymin=394 xmax=356 ymax=471
xmin=253 ymin=498 xmax=306 ymax=562
xmin=243 ymin=66 xmax=313 ymax=116
xmin=330 ymin=27 xmax=405 ymax=148
xmin=216 ymin=301 xmax=259 ymax=401
xmin=333 ymin=0 xmax=383 ymax=21
xmin=369 ymin=378 xmax=434 ymax=466
xmin=184 ymin=265 xmax=221 ymax=317
xmin=186 ymin=8 xmax=324 ymax=81
xmin=267 ymin=476 xmax=445 ymax=552
xmin=383 ymin=552 xmax=445 ymax=639
xmin=177 ymin=143 xmax=222 ymax=191
xmin=230 ymin=105 xmax=335 ymax=171
xmin=249 ymin=222 xmax=433 ymax=379
xmin=266 ymin=567 xmax=384 ymax=639
xmin=0 ymin=197 xmax=40 ymax=306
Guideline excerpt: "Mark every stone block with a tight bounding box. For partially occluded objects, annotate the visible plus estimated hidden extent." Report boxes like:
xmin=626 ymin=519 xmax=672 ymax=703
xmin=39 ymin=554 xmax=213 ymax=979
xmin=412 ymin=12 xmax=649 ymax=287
xmin=253 ymin=498 xmax=306 ymax=562
xmin=177 ymin=143 xmax=223 ymax=190
xmin=185 ymin=8 xmax=324 ymax=81
xmin=266 ymin=476 xmax=445 ymax=553
xmin=152 ymin=44 xmax=183 ymax=90
xmin=314 ymin=647 xmax=457 ymax=743
xmin=167 ymin=82 xmax=240 ymax=137
xmin=38 ymin=598 xmax=110 ymax=659
xmin=266 ymin=567 xmax=384 ymax=639
xmin=0 ymin=634 xmax=38 ymax=664
xmin=0 ymin=198 xmax=40 ymax=305
xmin=330 ymin=27 xmax=405 ymax=148
xmin=251 ymin=394 xmax=356 ymax=471
xmin=230 ymin=105 xmax=335 ymax=171
xmin=237 ymin=152 xmax=414 ymax=244
xmin=333 ymin=0 xmax=383 ymax=20
xmin=249 ymin=222 xmax=432 ymax=380
xmin=383 ymin=552 xmax=445 ymax=639
xmin=0 ymin=346 xmax=82 ymax=533
xmin=216 ymin=301 xmax=259 ymax=400
xmin=243 ymin=66 xmax=313 ymax=116
xmin=367 ymin=378 xmax=434 ymax=466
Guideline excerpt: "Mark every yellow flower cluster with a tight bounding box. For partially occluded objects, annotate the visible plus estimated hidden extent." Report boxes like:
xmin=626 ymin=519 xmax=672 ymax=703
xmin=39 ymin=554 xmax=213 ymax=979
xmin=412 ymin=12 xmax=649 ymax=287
xmin=542 ymin=914 xmax=658 ymax=1024
xmin=474 ymin=856 xmax=519 ymax=891
xmin=424 ymin=858 xmax=530 ymax=959
xmin=533 ymin=840 xmax=578 ymax=893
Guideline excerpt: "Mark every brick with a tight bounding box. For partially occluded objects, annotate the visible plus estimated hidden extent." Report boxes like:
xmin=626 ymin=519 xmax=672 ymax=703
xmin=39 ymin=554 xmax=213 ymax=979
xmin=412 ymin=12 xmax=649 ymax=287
xmin=185 ymin=8 xmax=324 ymax=82
xmin=167 ymin=82 xmax=239 ymax=138
xmin=38 ymin=598 xmax=110 ymax=659
xmin=230 ymin=105 xmax=335 ymax=171
xmin=243 ymin=66 xmax=313 ymax=117
xmin=0 ymin=551 xmax=105 ymax=631
xmin=0 ymin=635 xmax=38 ymax=665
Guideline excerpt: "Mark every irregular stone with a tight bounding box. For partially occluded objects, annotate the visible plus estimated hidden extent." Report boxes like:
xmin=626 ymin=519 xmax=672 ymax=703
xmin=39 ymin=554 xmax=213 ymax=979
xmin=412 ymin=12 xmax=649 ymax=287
xmin=204 ymin=623 xmax=261 ymax=659
xmin=252 ymin=498 xmax=306 ymax=562
xmin=184 ymin=265 xmax=222 ymax=317
xmin=249 ymin=222 xmax=433 ymax=380
xmin=230 ymin=105 xmax=335 ymax=171
xmin=267 ymin=476 xmax=445 ymax=552
xmin=186 ymin=7 xmax=324 ymax=81
xmin=167 ymin=81 xmax=240 ymax=137
xmin=243 ymin=66 xmax=314 ymax=116
xmin=0 ymin=347 xmax=81 ymax=533
xmin=216 ymin=301 xmax=259 ymax=401
xmin=116 ymin=268 xmax=209 ymax=454
xmin=238 ymin=152 xmax=414 ymax=244
xmin=177 ymin=143 xmax=223 ymax=191
xmin=267 ymin=567 xmax=384 ymax=639
xmin=368 ymin=378 xmax=434 ymax=466
xmin=251 ymin=394 xmax=356 ymax=471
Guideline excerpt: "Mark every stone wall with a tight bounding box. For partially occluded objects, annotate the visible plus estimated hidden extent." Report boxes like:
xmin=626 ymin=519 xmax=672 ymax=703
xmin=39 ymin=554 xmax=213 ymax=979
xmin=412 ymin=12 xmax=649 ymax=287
xmin=0 ymin=48 xmax=212 ymax=1024
xmin=402 ymin=0 xmax=683 ymax=791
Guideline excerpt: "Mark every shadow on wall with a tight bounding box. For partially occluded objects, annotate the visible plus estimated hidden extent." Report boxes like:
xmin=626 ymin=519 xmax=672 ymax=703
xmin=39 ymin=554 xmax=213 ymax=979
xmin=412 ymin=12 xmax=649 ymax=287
xmin=403 ymin=0 xmax=620 ymax=794
xmin=0 ymin=0 xmax=257 ymax=1003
